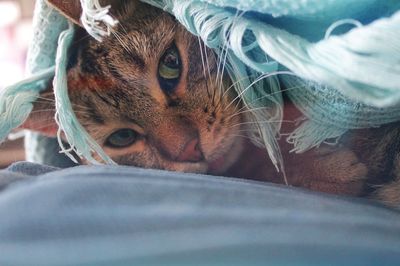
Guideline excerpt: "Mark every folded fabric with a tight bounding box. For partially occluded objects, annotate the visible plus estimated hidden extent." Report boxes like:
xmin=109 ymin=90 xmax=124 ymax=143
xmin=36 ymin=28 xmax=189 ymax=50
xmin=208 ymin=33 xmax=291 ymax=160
xmin=1 ymin=162 xmax=400 ymax=266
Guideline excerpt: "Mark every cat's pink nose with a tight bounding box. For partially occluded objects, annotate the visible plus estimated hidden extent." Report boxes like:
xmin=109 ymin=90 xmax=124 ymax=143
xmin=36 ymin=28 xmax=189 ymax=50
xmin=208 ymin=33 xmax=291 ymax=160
xmin=176 ymin=138 xmax=204 ymax=162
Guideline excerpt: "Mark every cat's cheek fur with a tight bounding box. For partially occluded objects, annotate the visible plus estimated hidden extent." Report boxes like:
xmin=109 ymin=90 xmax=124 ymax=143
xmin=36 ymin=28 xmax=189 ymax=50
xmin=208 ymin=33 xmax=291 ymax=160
xmin=162 ymin=161 xmax=208 ymax=174
xmin=112 ymin=148 xmax=209 ymax=174
xmin=207 ymin=135 xmax=245 ymax=175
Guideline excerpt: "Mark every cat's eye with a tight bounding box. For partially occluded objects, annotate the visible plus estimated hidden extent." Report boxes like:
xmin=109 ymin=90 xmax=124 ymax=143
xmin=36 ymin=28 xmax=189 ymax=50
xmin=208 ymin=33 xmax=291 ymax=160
xmin=158 ymin=44 xmax=181 ymax=92
xmin=105 ymin=128 xmax=138 ymax=148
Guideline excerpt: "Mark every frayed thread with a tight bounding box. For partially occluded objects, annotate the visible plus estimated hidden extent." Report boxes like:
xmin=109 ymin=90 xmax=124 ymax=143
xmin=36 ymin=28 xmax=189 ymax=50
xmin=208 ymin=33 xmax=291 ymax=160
xmin=53 ymin=22 xmax=114 ymax=164
xmin=80 ymin=0 xmax=118 ymax=42
xmin=287 ymin=120 xmax=346 ymax=153
xmin=0 ymin=67 xmax=55 ymax=144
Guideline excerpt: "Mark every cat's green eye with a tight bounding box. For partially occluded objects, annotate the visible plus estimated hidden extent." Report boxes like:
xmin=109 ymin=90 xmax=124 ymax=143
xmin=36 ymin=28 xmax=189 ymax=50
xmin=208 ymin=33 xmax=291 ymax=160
xmin=158 ymin=44 xmax=181 ymax=92
xmin=105 ymin=128 xmax=138 ymax=148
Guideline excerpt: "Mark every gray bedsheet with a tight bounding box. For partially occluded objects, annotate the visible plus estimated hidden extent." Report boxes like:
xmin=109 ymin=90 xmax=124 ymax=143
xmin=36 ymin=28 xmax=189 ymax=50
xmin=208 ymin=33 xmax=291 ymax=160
xmin=0 ymin=162 xmax=399 ymax=265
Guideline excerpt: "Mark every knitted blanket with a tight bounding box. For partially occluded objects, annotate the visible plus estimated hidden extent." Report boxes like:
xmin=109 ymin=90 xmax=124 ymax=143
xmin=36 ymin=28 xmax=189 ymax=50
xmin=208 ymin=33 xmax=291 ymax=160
xmin=1 ymin=0 xmax=399 ymax=171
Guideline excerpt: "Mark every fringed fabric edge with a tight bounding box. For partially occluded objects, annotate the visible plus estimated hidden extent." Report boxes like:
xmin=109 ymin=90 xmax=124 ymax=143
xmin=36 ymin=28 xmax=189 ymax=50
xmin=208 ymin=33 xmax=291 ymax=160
xmin=79 ymin=0 xmax=119 ymax=42
xmin=53 ymin=22 xmax=114 ymax=164
xmin=0 ymin=67 xmax=55 ymax=144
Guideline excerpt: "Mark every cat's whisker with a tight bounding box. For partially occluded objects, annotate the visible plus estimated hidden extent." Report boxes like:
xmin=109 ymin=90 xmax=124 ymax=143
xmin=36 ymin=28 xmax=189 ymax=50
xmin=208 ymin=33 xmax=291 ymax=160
xmin=228 ymin=94 xmax=282 ymax=118
xmin=36 ymin=95 xmax=55 ymax=102
xmin=213 ymin=11 xmax=247 ymax=111
xmin=225 ymin=83 xmax=304 ymax=119
xmin=215 ymin=10 xmax=245 ymax=108
xmin=110 ymin=17 xmax=134 ymax=53
xmin=72 ymin=33 xmax=93 ymax=45
xmin=233 ymin=125 xmax=293 ymax=136
xmin=224 ymin=71 xmax=299 ymax=112
xmin=218 ymin=48 xmax=228 ymax=90
xmin=225 ymin=133 xmax=263 ymax=145
xmin=197 ymin=36 xmax=212 ymax=99
xmin=111 ymin=29 xmax=131 ymax=54
xmin=25 ymin=121 xmax=57 ymax=131
xmin=227 ymin=119 xmax=295 ymax=130
xmin=205 ymin=53 xmax=217 ymax=106
xmin=231 ymin=74 xmax=282 ymax=112
xmin=220 ymin=73 xmax=258 ymax=100
xmin=215 ymin=32 xmax=229 ymax=91
xmin=68 ymin=101 xmax=94 ymax=110
xmin=33 ymin=100 xmax=55 ymax=106
xmin=29 ymin=109 xmax=92 ymax=119
xmin=231 ymin=74 xmax=302 ymax=112
xmin=213 ymin=48 xmax=229 ymax=111
xmin=197 ymin=29 xmax=219 ymax=106
xmin=36 ymin=92 xmax=96 ymax=110
xmin=202 ymin=3 xmax=214 ymax=83
xmin=71 ymin=111 xmax=94 ymax=116
xmin=229 ymin=97 xmax=259 ymax=115
xmin=71 ymin=106 xmax=93 ymax=113
xmin=115 ymin=17 xmax=129 ymax=36
xmin=224 ymin=73 xmax=269 ymax=111
xmin=225 ymin=106 xmax=270 ymax=120
xmin=213 ymin=75 xmax=251 ymax=115
xmin=28 ymin=109 xmax=55 ymax=114
xmin=227 ymin=75 xmax=271 ymax=112
xmin=228 ymin=121 xmax=292 ymax=130
xmin=34 ymin=98 xmax=93 ymax=112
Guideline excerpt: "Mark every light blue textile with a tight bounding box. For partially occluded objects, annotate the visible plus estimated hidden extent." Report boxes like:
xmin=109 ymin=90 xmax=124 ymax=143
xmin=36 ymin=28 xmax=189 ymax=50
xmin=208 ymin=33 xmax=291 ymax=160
xmin=200 ymin=0 xmax=391 ymax=19
xmin=0 ymin=162 xmax=400 ymax=266
xmin=24 ymin=0 xmax=73 ymax=166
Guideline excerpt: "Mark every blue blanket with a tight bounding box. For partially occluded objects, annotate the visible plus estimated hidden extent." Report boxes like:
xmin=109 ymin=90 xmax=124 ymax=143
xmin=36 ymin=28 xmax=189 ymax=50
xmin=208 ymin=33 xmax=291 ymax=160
xmin=0 ymin=162 xmax=400 ymax=265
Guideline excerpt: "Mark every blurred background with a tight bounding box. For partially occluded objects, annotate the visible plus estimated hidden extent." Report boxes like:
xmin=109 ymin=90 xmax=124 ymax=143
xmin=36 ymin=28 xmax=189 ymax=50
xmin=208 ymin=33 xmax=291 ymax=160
xmin=0 ymin=0 xmax=36 ymax=167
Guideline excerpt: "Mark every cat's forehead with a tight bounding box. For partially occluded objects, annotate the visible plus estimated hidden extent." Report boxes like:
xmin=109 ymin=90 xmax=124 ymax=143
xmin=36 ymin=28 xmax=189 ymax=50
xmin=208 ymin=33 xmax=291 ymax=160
xmin=80 ymin=3 xmax=179 ymax=79
xmin=71 ymin=4 xmax=179 ymax=87
xmin=109 ymin=1 xmax=177 ymax=51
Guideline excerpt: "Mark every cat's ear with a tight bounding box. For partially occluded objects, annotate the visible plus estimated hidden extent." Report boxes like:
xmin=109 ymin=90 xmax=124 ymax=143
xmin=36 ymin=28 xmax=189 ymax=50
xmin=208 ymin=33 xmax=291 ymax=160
xmin=46 ymin=0 xmax=83 ymax=25
xmin=19 ymin=87 xmax=58 ymax=137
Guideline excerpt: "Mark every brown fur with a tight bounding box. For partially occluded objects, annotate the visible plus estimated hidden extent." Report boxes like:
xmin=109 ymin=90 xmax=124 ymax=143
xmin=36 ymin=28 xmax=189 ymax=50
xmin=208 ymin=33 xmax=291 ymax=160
xmin=26 ymin=1 xmax=400 ymax=207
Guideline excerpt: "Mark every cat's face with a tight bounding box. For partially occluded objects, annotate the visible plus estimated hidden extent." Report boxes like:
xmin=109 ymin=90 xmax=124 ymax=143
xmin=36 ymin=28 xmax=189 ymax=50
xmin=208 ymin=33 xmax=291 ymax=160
xmin=66 ymin=2 xmax=244 ymax=174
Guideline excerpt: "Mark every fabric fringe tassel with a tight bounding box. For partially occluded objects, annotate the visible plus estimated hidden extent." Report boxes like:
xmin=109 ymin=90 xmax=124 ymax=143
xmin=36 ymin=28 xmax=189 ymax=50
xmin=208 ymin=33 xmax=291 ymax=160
xmin=80 ymin=0 xmax=119 ymax=42
xmin=0 ymin=67 xmax=55 ymax=144
xmin=53 ymin=22 xmax=114 ymax=164
xmin=287 ymin=121 xmax=346 ymax=153
xmin=0 ymin=0 xmax=116 ymax=164
xmin=282 ymin=76 xmax=400 ymax=152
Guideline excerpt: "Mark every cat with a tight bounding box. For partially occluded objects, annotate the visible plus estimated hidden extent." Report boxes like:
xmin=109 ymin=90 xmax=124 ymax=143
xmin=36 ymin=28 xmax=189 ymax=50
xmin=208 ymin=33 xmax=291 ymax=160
xmin=22 ymin=0 xmax=400 ymax=206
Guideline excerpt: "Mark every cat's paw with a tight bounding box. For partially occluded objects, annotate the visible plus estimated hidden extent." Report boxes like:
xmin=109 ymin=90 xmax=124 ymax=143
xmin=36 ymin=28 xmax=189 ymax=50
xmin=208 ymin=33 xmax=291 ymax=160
xmin=287 ymin=145 xmax=368 ymax=195
xmin=371 ymin=180 xmax=400 ymax=208
xmin=312 ymin=146 xmax=368 ymax=183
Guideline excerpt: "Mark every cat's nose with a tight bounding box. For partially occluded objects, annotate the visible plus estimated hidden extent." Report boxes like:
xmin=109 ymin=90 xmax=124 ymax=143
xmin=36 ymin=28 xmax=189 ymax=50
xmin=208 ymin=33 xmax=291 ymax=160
xmin=176 ymin=138 xmax=204 ymax=162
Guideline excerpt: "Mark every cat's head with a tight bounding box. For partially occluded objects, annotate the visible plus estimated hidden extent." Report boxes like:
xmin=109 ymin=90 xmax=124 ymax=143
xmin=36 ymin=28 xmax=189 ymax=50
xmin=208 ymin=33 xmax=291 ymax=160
xmin=25 ymin=0 xmax=246 ymax=175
